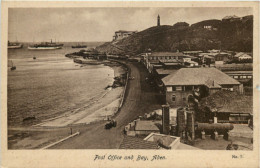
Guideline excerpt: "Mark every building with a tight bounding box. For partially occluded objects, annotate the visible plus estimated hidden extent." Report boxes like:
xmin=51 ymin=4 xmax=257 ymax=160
xmin=215 ymin=52 xmax=230 ymax=62
xmin=234 ymin=52 xmax=252 ymax=61
xmin=173 ymin=22 xmax=189 ymax=29
xmin=119 ymin=133 xmax=200 ymax=149
xmin=119 ymin=136 xmax=159 ymax=149
xmin=182 ymin=51 xmax=203 ymax=56
xmin=161 ymin=68 xmax=243 ymax=107
xmin=144 ymin=133 xmax=199 ymax=150
xmin=199 ymin=53 xmax=217 ymax=65
xmin=143 ymin=52 xmax=187 ymax=73
xmin=124 ymin=120 xmax=160 ymax=136
xmin=224 ymin=71 xmax=252 ymax=84
xmin=199 ymin=90 xmax=252 ymax=124
xmin=222 ymin=15 xmax=241 ymax=21
xmin=147 ymin=52 xmax=186 ymax=63
xmin=135 ymin=121 xmax=160 ymax=135
xmin=113 ymin=30 xmax=138 ymax=41
xmin=215 ymin=63 xmax=253 ymax=71
xmin=191 ymin=19 xmax=220 ymax=30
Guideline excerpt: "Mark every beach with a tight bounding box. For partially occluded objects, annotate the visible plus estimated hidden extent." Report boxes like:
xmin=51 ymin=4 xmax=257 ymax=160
xmin=33 ymin=61 xmax=127 ymax=127
xmin=8 ymin=45 xmax=128 ymax=149
xmin=8 ymin=61 xmax=162 ymax=149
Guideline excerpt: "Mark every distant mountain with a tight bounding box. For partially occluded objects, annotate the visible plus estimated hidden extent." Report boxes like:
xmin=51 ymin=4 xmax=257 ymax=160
xmin=96 ymin=15 xmax=253 ymax=55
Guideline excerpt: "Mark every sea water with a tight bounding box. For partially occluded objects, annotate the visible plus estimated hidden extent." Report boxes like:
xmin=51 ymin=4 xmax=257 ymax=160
xmin=7 ymin=42 xmax=114 ymax=126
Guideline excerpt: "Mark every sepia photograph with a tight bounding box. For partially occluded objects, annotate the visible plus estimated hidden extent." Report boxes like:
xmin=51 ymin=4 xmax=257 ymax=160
xmin=1 ymin=1 xmax=259 ymax=168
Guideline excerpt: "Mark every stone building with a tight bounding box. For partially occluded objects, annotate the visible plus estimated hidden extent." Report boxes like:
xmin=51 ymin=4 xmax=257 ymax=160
xmin=161 ymin=68 xmax=243 ymax=107
xmin=113 ymin=30 xmax=137 ymax=41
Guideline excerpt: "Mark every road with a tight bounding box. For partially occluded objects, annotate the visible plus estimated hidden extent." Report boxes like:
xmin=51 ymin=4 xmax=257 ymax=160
xmin=51 ymin=61 xmax=161 ymax=149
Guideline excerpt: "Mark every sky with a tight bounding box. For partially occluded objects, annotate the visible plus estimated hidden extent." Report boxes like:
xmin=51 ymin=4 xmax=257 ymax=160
xmin=8 ymin=7 xmax=253 ymax=42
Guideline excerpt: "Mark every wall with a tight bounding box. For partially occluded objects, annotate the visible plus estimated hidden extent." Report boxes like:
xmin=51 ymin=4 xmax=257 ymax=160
xmin=221 ymin=84 xmax=243 ymax=94
xmin=135 ymin=130 xmax=160 ymax=135
xmin=166 ymin=90 xmax=193 ymax=107
xmin=208 ymin=88 xmax=221 ymax=95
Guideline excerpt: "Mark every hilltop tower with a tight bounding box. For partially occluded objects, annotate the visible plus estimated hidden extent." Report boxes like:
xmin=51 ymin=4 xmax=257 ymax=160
xmin=157 ymin=15 xmax=160 ymax=26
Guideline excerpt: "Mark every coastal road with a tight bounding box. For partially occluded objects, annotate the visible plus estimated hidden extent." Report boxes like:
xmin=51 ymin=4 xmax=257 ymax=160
xmin=51 ymin=61 xmax=161 ymax=149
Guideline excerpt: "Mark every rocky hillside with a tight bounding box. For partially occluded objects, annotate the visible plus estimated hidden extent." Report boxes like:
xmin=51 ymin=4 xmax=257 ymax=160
xmin=96 ymin=15 xmax=253 ymax=55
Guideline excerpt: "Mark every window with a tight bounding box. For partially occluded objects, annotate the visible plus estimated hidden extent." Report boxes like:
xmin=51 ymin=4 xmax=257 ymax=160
xmin=172 ymin=95 xmax=176 ymax=101
xmin=186 ymin=86 xmax=193 ymax=91
xmin=234 ymin=76 xmax=238 ymax=79
xmin=248 ymin=76 xmax=252 ymax=79
xmin=242 ymin=76 xmax=247 ymax=79
xmin=172 ymin=86 xmax=176 ymax=91
xmin=176 ymin=86 xmax=182 ymax=91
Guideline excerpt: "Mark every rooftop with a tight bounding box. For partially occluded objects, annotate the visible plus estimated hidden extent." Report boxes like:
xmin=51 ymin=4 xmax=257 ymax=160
xmin=215 ymin=63 xmax=253 ymax=71
xmin=222 ymin=15 xmax=240 ymax=20
xmin=159 ymin=59 xmax=180 ymax=63
xmin=150 ymin=52 xmax=185 ymax=57
xmin=135 ymin=121 xmax=160 ymax=131
xmin=156 ymin=69 xmax=177 ymax=75
xmin=162 ymin=68 xmax=240 ymax=86
xmin=182 ymin=51 xmax=203 ymax=53
xmin=234 ymin=52 xmax=252 ymax=58
xmin=144 ymin=133 xmax=200 ymax=150
xmin=119 ymin=136 xmax=159 ymax=149
xmin=199 ymin=90 xmax=253 ymax=114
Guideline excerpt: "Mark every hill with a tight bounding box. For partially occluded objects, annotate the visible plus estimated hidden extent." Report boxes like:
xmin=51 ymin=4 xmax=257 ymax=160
xmin=96 ymin=15 xmax=253 ymax=55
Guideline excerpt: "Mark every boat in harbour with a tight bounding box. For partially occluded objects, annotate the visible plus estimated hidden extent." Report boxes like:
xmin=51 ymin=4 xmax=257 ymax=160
xmin=28 ymin=39 xmax=63 ymax=50
xmin=8 ymin=41 xmax=23 ymax=49
xmin=72 ymin=44 xmax=87 ymax=48
xmin=10 ymin=60 xmax=16 ymax=71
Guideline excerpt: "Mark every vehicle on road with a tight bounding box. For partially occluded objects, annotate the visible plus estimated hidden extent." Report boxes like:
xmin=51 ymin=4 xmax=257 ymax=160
xmin=105 ymin=119 xmax=117 ymax=129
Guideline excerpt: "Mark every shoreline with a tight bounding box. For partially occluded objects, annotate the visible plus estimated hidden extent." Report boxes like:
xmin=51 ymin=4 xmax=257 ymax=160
xmin=8 ymin=58 xmax=129 ymax=149
xmin=33 ymin=58 xmax=128 ymax=127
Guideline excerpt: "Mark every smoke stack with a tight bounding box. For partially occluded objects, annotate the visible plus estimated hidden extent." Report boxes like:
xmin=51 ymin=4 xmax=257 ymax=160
xmin=177 ymin=108 xmax=186 ymax=137
xmin=162 ymin=104 xmax=170 ymax=135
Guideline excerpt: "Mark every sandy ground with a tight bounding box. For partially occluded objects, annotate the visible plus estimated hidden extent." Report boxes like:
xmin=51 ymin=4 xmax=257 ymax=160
xmin=34 ymin=87 xmax=123 ymax=127
xmin=8 ymin=60 xmax=127 ymax=149
xmin=51 ymin=62 xmax=162 ymax=149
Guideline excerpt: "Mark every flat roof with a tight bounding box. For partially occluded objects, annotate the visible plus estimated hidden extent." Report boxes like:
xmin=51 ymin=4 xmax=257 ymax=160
xmin=135 ymin=121 xmax=160 ymax=131
xmin=150 ymin=52 xmax=185 ymax=57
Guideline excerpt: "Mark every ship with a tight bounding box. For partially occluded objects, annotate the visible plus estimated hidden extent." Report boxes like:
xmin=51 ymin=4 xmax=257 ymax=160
xmin=8 ymin=41 xmax=23 ymax=49
xmin=28 ymin=39 xmax=63 ymax=50
xmin=72 ymin=43 xmax=87 ymax=48
xmin=10 ymin=60 xmax=16 ymax=71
